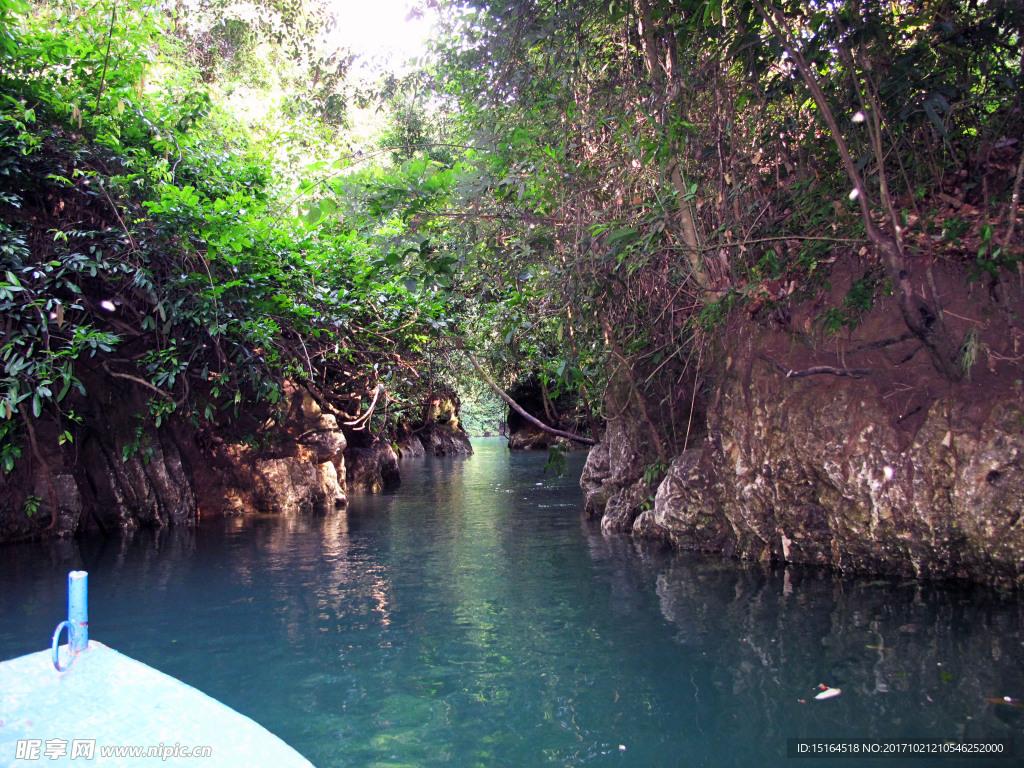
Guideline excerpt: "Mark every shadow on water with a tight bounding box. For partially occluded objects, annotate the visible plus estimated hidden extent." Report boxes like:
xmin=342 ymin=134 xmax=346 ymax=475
xmin=1 ymin=438 xmax=1022 ymax=767
xmin=595 ymin=536 xmax=1024 ymax=766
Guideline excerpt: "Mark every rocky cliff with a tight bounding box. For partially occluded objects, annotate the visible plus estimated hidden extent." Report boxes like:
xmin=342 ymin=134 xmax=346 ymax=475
xmin=583 ymin=256 xmax=1024 ymax=588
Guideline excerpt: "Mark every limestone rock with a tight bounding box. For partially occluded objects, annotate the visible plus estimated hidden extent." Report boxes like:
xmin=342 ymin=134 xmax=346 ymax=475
xmin=581 ymin=440 xmax=612 ymax=517
xmin=398 ymin=435 xmax=426 ymax=457
xmin=299 ymin=414 xmax=346 ymax=462
xmin=601 ymin=480 xmax=651 ymax=534
xmin=346 ymin=441 xmax=401 ymax=493
xmin=395 ymin=388 xmax=474 ymax=458
xmin=27 ymin=470 xmax=82 ymax=538
xmin=508 ymin=424 xmax=560 ymax=450
xmin=252 ymin=457 xmax=319 ymax=515
xmin=315 ymin=461 xmax=347 ymax=510
xmin=418 ymin=424 xmax=473 ymax=456
xmin=76 ymin=420 xmax=197 ymax=533
xmin=585 ymin=272 xmax=1024 ymax=588
xmin=633 ymin=449 xmax=730 ymax=551
xmin=610 ymin=340 xmax=1024 ymax=586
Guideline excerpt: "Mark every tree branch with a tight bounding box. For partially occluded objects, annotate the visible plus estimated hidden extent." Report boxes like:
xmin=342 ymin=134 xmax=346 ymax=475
xmin=101 ymin=362 xmax=178 ymax=403
xmin=759 ymin=354 xmax=872 ymax=378
xmin=464 ymin=352 xmax=596 ymax=446
xmin=752 ymin=0 xmax=963 ymax=381
xmin=18 ymin=403 xmax=60 ymax=531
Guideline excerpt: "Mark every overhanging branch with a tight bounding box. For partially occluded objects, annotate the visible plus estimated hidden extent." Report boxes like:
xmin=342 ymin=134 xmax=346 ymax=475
xmin=464 ymin=352 xmax=596 ymax=446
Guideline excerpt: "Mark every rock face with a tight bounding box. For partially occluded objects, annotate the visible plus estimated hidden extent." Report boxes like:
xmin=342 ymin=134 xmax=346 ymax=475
xmin=581 ymin=366 xmax=696 ymax=534
xmin=417 ymin=424 xmax=473 ymax=455
xmin=585 ymin=261 xmax=1024 ymax=588
xmin=1 ymin=369 xmax=482 ymax=541
xmin=185 ymin=380 xmax=350 ymax=518
xmin=3 ymin=374 xmax=201 ymax=539
xmin=395 ymin=387 xmax=473 ymax=459
xmin=0 ymin=376 xmax=351 ymax=540
xmin=634 ymin=358 xmax=1024 ymax=585
xmin=507 ymin=423 xmax=562 ymax=451
xmin=346 ymin=440 xmax=401 ymax=493
xmin=75 ymin=420 xmax=197 ymax=531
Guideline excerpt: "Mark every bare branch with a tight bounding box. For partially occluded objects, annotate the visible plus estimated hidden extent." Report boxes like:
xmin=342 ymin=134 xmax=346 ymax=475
xmin=464 ymin=352 xmax=596 ymax=446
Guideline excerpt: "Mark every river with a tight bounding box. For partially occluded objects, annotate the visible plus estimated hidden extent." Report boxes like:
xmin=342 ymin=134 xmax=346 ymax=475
xmin=1 ymin=438 xmax=1021 ymax=766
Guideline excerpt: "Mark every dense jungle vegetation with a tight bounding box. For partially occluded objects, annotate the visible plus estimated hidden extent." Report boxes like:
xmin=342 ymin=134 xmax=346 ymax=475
xmin=1 ymin=0 xmax=1022 ymax=507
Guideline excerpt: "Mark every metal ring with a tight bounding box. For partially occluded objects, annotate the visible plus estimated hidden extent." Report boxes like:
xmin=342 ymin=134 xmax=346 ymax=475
xmin=51 ymin=620 xmax=75 ymax=672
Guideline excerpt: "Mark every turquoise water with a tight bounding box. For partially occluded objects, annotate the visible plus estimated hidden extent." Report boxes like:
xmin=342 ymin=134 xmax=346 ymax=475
xmin=1 ymin=438 xmax=1022 ymax=767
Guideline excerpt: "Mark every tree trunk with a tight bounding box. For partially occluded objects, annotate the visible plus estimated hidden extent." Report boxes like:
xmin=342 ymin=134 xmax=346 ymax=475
xmin=753 ymin=0 xmax=963 ymax=382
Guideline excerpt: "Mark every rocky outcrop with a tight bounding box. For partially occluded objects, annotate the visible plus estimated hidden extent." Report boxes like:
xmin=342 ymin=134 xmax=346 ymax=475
xmin=0 ymin=376 xmax=351 ymax=540
xmin=346 ymin=440 xmax=401 ymax=493
xmin=395 ymin=387 xmax=473 ymax=459
xmin=75 ymin=419 xmax=197 ymax=532
xmin=417 ymin=423 xmax=473 ymax=455
xmin=2 ymin=373 xmax=201 ymax=539
xmin=505 ymin=377 xmax=588 ymax=451
xmin=397 ymin=423 xmax=473 ymax=458
xmin=507 ymin=423 xmax=562 ymax=451
xmin=581 ymin=365 xmax=695 ymax=534
xmin=182 ymin=380 xmax=349 ymax=518
xmin=632 ymin=357 xmax=1024 ymax=586
xmin=586 ymin=260 xmax=1024 ymax=588
xmin=0 ymin=367 xmax=485 ymax=541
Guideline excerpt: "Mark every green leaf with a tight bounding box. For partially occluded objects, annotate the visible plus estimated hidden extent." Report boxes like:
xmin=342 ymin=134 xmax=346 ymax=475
xmin=606 ymin=228 xmax=638 ymax=245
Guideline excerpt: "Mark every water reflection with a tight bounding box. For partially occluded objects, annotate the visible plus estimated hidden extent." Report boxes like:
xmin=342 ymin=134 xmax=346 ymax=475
xmin=655 ymin=557 xmax=1023 ymax=749
xmin=583 ymin=530 xmax=1024 ymax=765
xmin=0 ymin=440 xmax=1021 ymax=768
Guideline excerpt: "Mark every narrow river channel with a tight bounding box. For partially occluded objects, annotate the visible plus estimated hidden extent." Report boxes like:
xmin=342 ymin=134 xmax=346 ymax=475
xmin=2 ymin=438 xmax=1022 ymax=767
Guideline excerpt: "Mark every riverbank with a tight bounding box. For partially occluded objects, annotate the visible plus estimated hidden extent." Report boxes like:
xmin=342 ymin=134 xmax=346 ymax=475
xmin=583 ymin=255 xmax=1024 ymax=589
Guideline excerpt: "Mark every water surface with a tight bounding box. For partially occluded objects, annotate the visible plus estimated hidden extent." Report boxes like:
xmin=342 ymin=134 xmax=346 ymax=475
xmin=2 ymin=438 xmax=1022 ymax=766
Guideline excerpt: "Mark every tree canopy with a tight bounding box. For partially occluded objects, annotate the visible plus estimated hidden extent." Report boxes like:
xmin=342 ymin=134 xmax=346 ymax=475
xmin=1 ymin=0 xmax=1022 ymax=497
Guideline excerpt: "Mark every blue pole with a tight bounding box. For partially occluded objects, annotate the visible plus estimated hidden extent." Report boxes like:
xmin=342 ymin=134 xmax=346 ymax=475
xmin=52 ymin=570 xmax=88 ymax=671
xmin=67 ymin=570 xmax=89 ymax=652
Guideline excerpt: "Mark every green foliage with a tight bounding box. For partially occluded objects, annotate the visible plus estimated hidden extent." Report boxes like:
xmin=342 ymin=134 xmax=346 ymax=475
xmin=22 ymin=493 xmax=40 ymax=518
xmin=459 ymin=389 xmax=504 ymax=436
xmin=969 ymin=224 xmax=1020 ymax=282
xmin=0 ymin=420 xmax=22 ymax=471
xmin=122 ymin=413 xmax=153 ymax=463
xmin=2 ymin=0 xmax=1020 ymax=482
xmin=0 ymin=0 xmax=471 ymax=474
xmin=698 ymin=291 xmax=736 ymax=331
xmin=543 ymin=444 xmax=567 ymax=478
xmin=429 ymin=0 xmax=1022 ymax=394
xmin=818 ymin=270 xmax=885 ymax=333
xmin=958 ymin=328 xmax=987 ymax=381
xmin=642 ymin=458 xmax=667 ymax=488
xmin=0 ymin=0 xmax=24 ymax=58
